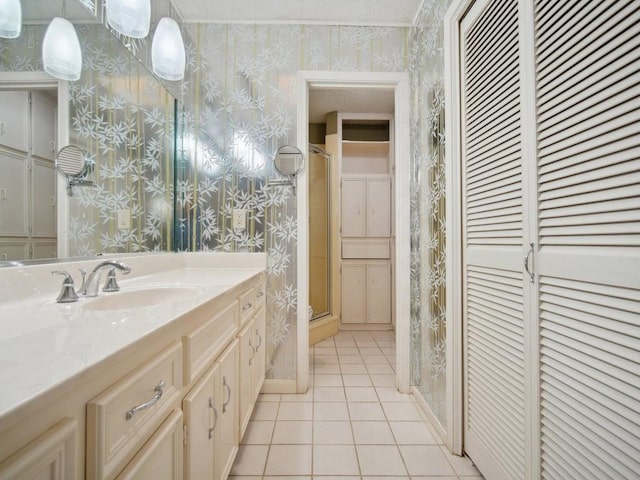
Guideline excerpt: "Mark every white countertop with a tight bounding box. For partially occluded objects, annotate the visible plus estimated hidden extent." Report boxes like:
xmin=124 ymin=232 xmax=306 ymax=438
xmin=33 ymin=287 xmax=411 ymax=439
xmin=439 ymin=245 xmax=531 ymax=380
xmin=0 ymin=253 xmax=266 ymax=421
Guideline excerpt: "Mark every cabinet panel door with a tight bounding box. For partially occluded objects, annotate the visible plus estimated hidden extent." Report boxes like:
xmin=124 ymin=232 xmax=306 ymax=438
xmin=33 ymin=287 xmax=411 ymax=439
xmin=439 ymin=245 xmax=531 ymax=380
xmin=341 ymin=179 xmax=366 ymax=237
xmin=32 ymin=239 xmax=57 ymax=260
xmin=0 ymin=150 xmax=29 ymax=236
xmin=32 ymin=158 xmax=56 ymax=237
xmin=0 ymin=418 xmax=77 ymax=480
xmin=0 ymin=91 xmax=29 ymax=152
xmin=115 ymin=410 xmax=183 ymax=480
xmin=366 ymin=262 xmax=391 ymax=324
xmin=31 ymin=92 xmax=57 ymax=161
xmin=237 ymin=320 xmax=255 ymax=438
xmin=0 ymin=238 xmax=30 ymax=262
xmin=183 ymin=363 xmax=218 ymax=480
xmin=253 ymin=307 xmax=266 ymax=400
xmin=216 ymin=340 xmax=238 ymax=480
xmin=366 ymin=178 xmax=391 ymax=237
xmin=341 ymin=262 xmax=366 ymax=323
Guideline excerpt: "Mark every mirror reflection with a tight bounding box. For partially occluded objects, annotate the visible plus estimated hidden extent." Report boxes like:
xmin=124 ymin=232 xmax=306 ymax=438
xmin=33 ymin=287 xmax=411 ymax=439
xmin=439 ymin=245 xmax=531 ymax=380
xmin=0 ymin=0 xmax=178 ymax=264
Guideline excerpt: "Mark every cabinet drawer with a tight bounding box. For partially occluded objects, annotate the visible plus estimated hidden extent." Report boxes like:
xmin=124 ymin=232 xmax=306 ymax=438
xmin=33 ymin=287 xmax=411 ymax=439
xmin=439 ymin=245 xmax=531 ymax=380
xmin=238 ymin=288 xmax=255 ymax=326
xmin=87 ymin=342 xmax=182 ymax=480
xmin=183 ymin=300 xmax=238 ymax=385
xmin=342 ymin=240 xmax=390 ymax=259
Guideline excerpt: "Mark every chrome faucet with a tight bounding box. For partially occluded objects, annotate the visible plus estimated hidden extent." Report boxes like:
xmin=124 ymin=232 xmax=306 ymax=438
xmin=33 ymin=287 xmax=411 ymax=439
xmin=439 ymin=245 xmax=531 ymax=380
xmin=79 ymin=260 xmax=131 ymax=297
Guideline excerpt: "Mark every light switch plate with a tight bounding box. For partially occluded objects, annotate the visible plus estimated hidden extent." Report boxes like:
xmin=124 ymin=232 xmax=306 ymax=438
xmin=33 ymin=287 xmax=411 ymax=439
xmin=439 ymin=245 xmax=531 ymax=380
xmin=233 ymin=209 xmax=247 ymax=230
xmin=117 ymin=209 xmax=131 ymax=230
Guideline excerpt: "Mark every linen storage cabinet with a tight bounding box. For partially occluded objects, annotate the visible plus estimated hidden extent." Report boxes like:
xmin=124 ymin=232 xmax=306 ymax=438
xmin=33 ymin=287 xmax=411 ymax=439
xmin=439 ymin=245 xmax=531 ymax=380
xmin=340 ymin=133 xmax=393 ymax=325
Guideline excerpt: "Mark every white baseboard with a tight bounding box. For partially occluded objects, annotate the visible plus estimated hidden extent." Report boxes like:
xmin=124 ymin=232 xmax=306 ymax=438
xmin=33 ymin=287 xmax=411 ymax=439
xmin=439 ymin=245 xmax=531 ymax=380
xmin=411 ymin=386 xmax=453 ymax=452
xmin=261 ymin=379 xmax=298 ymax=394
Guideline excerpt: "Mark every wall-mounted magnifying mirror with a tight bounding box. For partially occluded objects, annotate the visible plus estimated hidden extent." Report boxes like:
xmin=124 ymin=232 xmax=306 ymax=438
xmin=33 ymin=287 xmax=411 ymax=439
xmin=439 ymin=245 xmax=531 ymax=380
xmin=55 ymin=145 xmax=95 ymax=196
xmin=274 ymin=145 xmax=304 ymax=176
xmin=270 ymin=145 xmax=304 ymax=195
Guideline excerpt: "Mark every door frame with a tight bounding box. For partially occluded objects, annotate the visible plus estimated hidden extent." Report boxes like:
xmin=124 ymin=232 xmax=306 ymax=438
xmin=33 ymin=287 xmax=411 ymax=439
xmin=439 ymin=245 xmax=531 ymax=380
xmin=296 ymin=71 xmax=411 ymax=394
xmin=0 ymin=71 xmax=70 ymax=257
xmin=444 ymin=0 xmax=468 ymax=456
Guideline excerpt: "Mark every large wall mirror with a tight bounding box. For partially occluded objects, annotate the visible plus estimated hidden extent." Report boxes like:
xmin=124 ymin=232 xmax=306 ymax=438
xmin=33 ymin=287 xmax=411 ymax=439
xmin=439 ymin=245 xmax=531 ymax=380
xmin=0 ymin=0 xmax=180 ymax=265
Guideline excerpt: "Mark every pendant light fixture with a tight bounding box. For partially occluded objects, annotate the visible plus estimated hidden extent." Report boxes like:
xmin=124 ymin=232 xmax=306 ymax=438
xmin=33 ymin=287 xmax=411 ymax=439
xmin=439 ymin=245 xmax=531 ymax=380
xmin=105 ymin=0 xmax=150 ymax=38
xmin=0 ymin=0 xmax=21 ymax=39
xmin=152 ymin=17 xmax=185 ymax=81
xmin=42 ymin=2 xmax=82 ymax=81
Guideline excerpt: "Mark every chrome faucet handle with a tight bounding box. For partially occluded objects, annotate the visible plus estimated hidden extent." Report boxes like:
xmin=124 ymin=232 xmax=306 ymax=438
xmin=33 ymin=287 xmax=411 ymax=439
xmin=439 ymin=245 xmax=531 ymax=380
xmin=51 ymin=270 xmax=79 ymax=303
xmin=102 ymin=268 xmax=121 ymax=292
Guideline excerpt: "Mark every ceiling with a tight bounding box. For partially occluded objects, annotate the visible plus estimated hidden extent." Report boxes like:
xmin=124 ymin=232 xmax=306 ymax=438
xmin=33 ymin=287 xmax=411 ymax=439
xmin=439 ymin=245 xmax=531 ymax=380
xmin=172 ymin=0 xmax=424 ymax=26
xmin=309 ymin=88 xmax=394 ymax=123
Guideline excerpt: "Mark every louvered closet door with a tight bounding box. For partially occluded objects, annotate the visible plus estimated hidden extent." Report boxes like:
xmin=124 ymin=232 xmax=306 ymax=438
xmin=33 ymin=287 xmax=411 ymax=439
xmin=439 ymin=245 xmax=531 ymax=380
xmin=460 ymin=0 xmax=530 ymax=478
xmin=534 ymin=1 xmax=640 ymax=479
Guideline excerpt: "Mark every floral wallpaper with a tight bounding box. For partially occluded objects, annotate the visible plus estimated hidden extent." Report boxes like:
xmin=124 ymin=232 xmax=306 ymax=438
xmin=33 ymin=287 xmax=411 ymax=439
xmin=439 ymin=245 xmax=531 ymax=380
xmin=67 ymin=25 xmax=175 ymax=255
xmin=409 ymin=0 xmax=452 ymax=430
xmin=177 ymin=24 xmax=409 ymax=380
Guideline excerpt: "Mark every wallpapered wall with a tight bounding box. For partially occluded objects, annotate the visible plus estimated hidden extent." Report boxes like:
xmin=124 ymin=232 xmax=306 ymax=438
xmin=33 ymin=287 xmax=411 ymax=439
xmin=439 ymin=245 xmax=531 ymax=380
xmin=409 ymin=0 xmax=452 ymax=430
xmin=177 ymin=24 xmax=409 ymax=380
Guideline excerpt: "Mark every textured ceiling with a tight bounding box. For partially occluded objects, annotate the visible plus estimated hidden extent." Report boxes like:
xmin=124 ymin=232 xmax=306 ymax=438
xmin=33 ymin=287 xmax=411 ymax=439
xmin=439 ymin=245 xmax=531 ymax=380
xmin=173 ymin=0 xmax=423 ymax=25
xmin=309 ymin=88 xmax=395 ymax=123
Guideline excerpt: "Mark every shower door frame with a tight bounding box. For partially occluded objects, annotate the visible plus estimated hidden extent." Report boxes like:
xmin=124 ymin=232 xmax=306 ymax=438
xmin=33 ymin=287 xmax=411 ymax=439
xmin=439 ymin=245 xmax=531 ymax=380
xmin=296 ymin=71 xmax=411 ymax=394
xmin=308 ymin=144 xmax=332 ymax=322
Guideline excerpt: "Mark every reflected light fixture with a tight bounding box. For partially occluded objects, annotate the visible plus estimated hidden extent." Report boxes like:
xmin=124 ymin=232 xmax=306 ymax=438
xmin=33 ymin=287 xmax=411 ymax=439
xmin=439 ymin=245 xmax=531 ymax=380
xmin=152 ymin=17 xmax=185 ymax=81
xmin=106 ymin=0 xmax=150 ymax=38
xmin=0 ymin=0 xmax=22 ymax=39
xmin=42 ymin=8 xmax=82 ymax=81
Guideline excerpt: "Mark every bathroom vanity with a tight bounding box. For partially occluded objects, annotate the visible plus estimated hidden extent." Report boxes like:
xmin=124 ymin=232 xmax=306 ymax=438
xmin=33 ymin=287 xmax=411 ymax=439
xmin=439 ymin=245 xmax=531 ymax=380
xmin=0 ymin=252 xmax=266 ymax=480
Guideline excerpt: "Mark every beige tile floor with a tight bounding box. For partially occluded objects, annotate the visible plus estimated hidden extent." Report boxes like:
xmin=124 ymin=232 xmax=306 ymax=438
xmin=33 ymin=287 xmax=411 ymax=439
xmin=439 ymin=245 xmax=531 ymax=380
xmin=230 ymin=330 xmax=483 ymax=480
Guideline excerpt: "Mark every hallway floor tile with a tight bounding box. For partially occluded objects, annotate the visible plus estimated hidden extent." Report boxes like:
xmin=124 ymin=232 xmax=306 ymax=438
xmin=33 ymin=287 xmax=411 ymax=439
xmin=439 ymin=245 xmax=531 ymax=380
xmin=230 ymin=330 xmax=483 ymax=480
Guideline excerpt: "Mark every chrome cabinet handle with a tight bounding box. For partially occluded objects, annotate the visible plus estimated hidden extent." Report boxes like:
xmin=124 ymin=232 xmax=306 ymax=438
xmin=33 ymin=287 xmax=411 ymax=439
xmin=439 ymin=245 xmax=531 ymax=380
xmin=208 ymin=397 xmax=218 ymax=439
xmin=248 ymin=340 xmax=255 ymax=366
xmin=256 ymin=291 xmax=264 ymax=299
xmin=524 ymin=242 xmax=535 ymax=284
xmin=255 ymin=329 xmax=262 ymax=351
xmin=222 ymin=376 xmax=231 ymax=413
xmin=126 ymin=381 xmax=165 ymax=420
xmin=243 ymin=302 xmax=252 ymax=311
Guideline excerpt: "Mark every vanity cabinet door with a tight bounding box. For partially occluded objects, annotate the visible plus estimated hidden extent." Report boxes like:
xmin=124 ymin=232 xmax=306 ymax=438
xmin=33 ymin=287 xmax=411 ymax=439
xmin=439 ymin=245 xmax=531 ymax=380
xmin=216 ymin=340 xmax=238 ymax=480
xmin=0 ymin=418 xmax=77 ymax=480
xmin=115 ymin=409 xmax=183 ymax=480
xmin=252 ymin=306 xmax=266 ymax=399
xmin=238 ymin=319 xmax=255 ymax=438
xmin=183 ymin=363 xmax=219 ymax=480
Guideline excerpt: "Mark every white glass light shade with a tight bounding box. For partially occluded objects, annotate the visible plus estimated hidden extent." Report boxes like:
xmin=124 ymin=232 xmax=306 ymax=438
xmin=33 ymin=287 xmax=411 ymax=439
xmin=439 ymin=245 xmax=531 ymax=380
xmin=106 ymin=0 xmax=150 ymax=38
xmin=152 ymin=17 xmax=185 ymax=81
xmin=0 ymin=0 xmax=21 ymax=39
xmin=42 ymin=17 xmax=82 ymax=81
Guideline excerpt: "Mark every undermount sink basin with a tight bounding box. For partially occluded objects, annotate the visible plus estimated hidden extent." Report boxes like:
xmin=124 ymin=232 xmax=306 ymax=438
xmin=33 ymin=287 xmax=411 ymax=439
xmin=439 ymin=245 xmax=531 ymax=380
xmin=82 ymin=286 xmax=202 ymax=311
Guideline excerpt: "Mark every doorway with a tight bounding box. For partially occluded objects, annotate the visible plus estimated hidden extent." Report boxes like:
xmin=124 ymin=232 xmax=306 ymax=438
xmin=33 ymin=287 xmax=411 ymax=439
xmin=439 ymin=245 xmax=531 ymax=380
xmin=296 ymin=71 xmax=411 ymax=394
